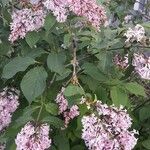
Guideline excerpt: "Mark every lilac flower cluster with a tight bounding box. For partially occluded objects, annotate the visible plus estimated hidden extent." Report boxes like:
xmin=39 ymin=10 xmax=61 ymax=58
xmin=133 ymin=53 xmax=150 ymax=80
xmin=124 ymin=24 xmax=145 ymax=44
xmin=55 ymin=88 xmax=79 ymax=127
xmin=43 ymin=0 xmax=68 ymax=22
xmin=113 ymin=54 xmax=129 ymax=70
xmin=15 ymin=122 xmax=51 ymax=150
xmin=63 ymin=105 xmax=79 ymax=127
xmin=43 ymin=0 xmax=107 ymax=29
xmin=0 ymin=143 xmax=6 ymax=150
xmin=124 ymin=15 xmax=133 ymax=24
xmin=0 ymin=87 xmax=19 ymax=132
xmin=9 ymin=0 xmax=107 ymax=42
xmin=68 ymin=0 xmax=107 ymax=29
xmin=113 ymin=52 xmax=150 ymax=80
xmin=55 ymin=87 xmax=68 ymax=114
xmin=81 ymin=101 xmax=138 ymax=150
xmin=9 ymin=8 xmax=46 ymax=42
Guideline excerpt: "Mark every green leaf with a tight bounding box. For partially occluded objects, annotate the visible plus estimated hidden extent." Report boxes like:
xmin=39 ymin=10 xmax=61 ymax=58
xmin=139 ymin=105 xmax=150 ymax=121
xmin=3 ymin=126 xmax=20 ymax=139
xmin=67 ymin=95 xmax=82 ymax=107
xmin=82 ymin=63 xmax=107 ymax=82
xmin=51 ymin=146 xmax=57 ymax=150
xmin=2 ymin=8 xmax=11 ymax=23
xmin=125 ymin=82 xmax=146 ymax=97
xmin=79 ymin=105 xmax=89 ymax=116
xmin=21 ymin=66 xmax=48 ymax=103
xmin=5 ymin=141 xmax=16 ymax=150
xmin=42 ymin=116 xmax=64 ymax=128
xmin=63 ymin=34 xmax=71 ymax=48
xmin=47 ymin=52 xmax=66 ymax=74
xmin=97 ymin=52 xmax=113 ymax=73
xmin=142 ymin=139 xmax=150 ymax=149
xmin=64 ymin=84 xmax=84 ymax=97
xmin=2 ymin=57 xmax=35 ymax=79
xmin=54 ymin=133 xmax=70 ymax=150
xmin=45 ymin=103 xmax=58 ymax=116
xmin=0 ymin=40 xmax=10 ymax=55
xmin=80 ymin=75 xmax=99 ymax=91
xmin=142 ymin=23 xmax=150 ymax=28
xmin=71 ymin=145 xmax=85 ymax=150
xmin=13 ymin=106 xmax=39 ymax=128
xmin=44 ymin=14 xmax=56 ymax=31
xmin=25 ymin=48 xmax=46 ymax=59
xmin=110 ymin=86 xmax=128 ymax=106
xmin=26 ymin=31 xmax=40 ymax=48
xmin=56 ymin=69 xmax=72 ymax=81
xmin=95 ymin=86 xmax=108 ymax=103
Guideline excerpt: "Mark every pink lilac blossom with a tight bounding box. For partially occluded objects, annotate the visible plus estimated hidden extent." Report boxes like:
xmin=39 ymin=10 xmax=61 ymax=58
xmin=55 ymin=88 xmax=79 ymax=127
xmin=114 ymin=54 xmax=129 ymax=70
xmin=15 ymin=122 xmax=51 ymax=150
xmin=43 ymin=0 xmax=107 ymax=29
xmin=124 ymin=15 xmax=133 ymax=23
xmin=0 ymin=143 xmax=5 ymax=150
xmin=9 ymin=8 xmax=46 ymax=43
xmin=68 ymin=0 xmax=107 ymax=29
xmin=132 ymin=53 xmax=150 ymax=80
xmin=0 ymin=87 xmax=19 ymax=132
xmin=81 ymin=101 xmax=138 ymax=150
xmin=118 ymin=130 xmax=138 ymax=150
xmin=63 ymin=105 xmax=79 ymax=127
xmin=55 ymin=87 xmax=68 ymax=114
xmin=96 ymin=102 xmax=132 ymax=131
xmin=43 ymin=0 xmax=68 ymax=22
xmin=124 ymin=24 xmax=145 ymax=43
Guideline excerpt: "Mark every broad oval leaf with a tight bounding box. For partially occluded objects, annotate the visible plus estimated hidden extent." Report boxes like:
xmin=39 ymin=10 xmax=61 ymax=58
xmin=54 ymin=133 xmax=70 ymax=150
xmin=21 ymin=66 xmax=48 ymax=103
xmin=64 ymin=84 xmax=85 ymax=97
xmin=125 ymin=82 xmax=146 ymax=97
xmin=44 ymin=14 xmax=56 ymax=31
xmin=110 ymin=86 xmax=128 ymax=106
xmin=82 ymin=63 xmax=107 ymax=82
xmin=56 ymin=69 xmax=72 ymax=81
xmin=47 ymin=52 xmax=66 ymax=75
xmin=142 ymin=139 xmax=150 ymax=149
xmin=0 ymin=40 xmax=10 ymax=55
xmin=139 ymin=105 xmax=150 ymax=121
xmin=71 ymin=145 xmax=85 ymax=150
xmin=2 ymin=57 xmax=35 ymax=79
xmin=25 ymin=48 xmax=46 ymax=59
xmin=42 ymin=116 xmax=64 ymax=128
xmin=25 ymin=31 xmax=40 ymax=48
xmin=45 ymin=103 xmax=58 ymax=116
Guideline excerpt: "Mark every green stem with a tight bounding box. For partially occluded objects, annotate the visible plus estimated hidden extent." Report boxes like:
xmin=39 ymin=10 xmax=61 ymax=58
xmin=36 ymin=96 xmax=44 ymax=124
xmin=49 ymin=73 xmax=56 ymax=87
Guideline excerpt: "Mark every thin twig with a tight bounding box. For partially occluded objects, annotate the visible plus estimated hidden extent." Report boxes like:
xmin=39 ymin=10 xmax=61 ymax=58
xmin=49 ymin=73 xmax=57 ymax=88
xmin=36 ymin=96 xmax=44 ymax=126
xmin=36 ymin=104 xmax=43 ymax=122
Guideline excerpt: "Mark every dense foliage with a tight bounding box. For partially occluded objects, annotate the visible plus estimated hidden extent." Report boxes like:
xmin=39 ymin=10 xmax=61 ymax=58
xmin=0 ymin=0 xmax=150 ymax=149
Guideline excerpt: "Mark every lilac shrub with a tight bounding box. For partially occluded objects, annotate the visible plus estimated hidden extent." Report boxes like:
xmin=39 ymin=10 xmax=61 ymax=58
xmin=0 ymin=0 xmax=150 ymax=149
